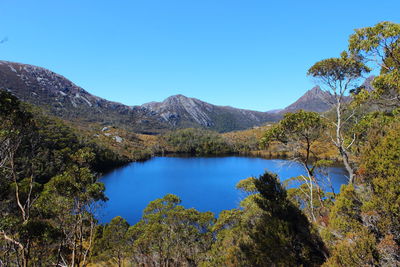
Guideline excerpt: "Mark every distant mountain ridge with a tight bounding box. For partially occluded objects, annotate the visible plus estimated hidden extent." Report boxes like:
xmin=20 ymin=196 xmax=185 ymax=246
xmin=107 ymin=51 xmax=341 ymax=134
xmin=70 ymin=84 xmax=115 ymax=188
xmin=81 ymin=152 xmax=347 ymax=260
xmin=0 ymin=60 xmax=368 ymax=133
xmin=0 ymin=61 xmax=278 ymax=132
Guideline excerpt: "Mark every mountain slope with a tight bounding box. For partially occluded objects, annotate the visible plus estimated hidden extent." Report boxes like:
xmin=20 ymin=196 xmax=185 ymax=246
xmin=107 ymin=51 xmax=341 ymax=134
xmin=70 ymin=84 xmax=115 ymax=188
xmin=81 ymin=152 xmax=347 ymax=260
xmin=142 ymin=94 xmax=279 ymax=132
xmin=0 ymin=60 xmax=169 ymax=134
xmin=0 ymin=60 xmax=282 ymax=133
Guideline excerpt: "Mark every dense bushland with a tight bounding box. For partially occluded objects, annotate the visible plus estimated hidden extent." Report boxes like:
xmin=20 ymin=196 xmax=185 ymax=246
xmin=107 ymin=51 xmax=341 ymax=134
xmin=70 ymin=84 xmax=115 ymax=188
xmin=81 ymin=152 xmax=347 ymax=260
xmin=161 ymin=128 xmax=234 ymax=155
xmin=0 ymin=91 xmax=127 ymax=266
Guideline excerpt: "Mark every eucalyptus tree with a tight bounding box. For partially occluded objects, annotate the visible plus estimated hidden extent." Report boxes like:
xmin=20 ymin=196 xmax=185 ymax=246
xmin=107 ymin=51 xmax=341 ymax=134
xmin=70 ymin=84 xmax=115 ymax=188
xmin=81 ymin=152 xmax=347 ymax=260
xmin=96 ymin=216 xmax=130 ymax=267
xmin=36 ymin=148 xmax=107 ymax=267
xmin=261 ymin=110 xmax=327 ymax=221
xmin=308 ymin=52 xmax=370 ymax=183
xmin=349 ymin=21 xmax=400 ymax=107
xmin=125 ymin=194 xmax=215 ymax=267
xmin=0 ymin=91 xmax=43 ymax=267
xmin=322 ymin=113 xmax=400 ymax=266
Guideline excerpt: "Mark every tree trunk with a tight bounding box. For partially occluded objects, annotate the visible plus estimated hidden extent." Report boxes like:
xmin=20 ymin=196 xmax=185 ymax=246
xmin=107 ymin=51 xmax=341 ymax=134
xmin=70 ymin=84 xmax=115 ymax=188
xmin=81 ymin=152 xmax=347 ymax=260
xmin=340 ymin=147 xmax=355 ymax=183
xmin=335 ymin=99 xmax=355 ymax=183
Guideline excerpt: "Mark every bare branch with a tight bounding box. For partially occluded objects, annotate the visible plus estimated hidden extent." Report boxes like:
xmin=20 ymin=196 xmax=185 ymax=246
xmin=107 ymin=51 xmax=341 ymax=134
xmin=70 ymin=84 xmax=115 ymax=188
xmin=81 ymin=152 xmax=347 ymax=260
xmin=0 ymin=231 xmax=24 ymax=250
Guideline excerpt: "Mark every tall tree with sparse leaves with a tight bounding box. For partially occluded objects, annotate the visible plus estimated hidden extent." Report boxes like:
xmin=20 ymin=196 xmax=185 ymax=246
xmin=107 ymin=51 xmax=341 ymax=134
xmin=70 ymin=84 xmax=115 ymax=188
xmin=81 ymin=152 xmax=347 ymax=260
xmin=308 ymin=51 xmax=370 ymax=183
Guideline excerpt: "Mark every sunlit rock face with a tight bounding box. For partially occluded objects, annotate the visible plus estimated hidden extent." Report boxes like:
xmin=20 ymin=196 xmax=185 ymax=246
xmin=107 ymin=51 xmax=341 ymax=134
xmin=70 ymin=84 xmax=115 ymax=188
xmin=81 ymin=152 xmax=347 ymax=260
xmin=141 ymin=94 xmax=279 ymax=132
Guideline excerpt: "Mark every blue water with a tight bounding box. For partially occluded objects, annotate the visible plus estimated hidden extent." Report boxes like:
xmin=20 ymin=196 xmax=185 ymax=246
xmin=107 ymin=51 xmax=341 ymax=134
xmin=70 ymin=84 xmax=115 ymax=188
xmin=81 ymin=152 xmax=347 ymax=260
xmin=98 ymin=156 xmax=347 ymax=224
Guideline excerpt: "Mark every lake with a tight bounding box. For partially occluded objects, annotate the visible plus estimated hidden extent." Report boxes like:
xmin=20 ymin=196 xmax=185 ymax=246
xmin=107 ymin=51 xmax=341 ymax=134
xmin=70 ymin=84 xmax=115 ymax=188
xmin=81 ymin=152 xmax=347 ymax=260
xmin=98 ymin=156 xmax=348 ymax=224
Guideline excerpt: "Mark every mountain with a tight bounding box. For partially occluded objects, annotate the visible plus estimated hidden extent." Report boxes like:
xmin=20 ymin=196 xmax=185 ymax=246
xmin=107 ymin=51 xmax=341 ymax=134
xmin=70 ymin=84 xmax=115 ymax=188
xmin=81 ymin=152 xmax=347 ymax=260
xmin=141 ymin=94 xmax=279 ymax=132
xmin=280 ymin=86 xmax=335 ymax=114
xmin=280 ymin=79 xmax=377 ymax=114
xmin=0 ymin=60 xmax=278 ymax=133
xmin=0 ymin=60 xmax=169 ymax=134
xmin=1 ymin=60 xmax=366 ymax=133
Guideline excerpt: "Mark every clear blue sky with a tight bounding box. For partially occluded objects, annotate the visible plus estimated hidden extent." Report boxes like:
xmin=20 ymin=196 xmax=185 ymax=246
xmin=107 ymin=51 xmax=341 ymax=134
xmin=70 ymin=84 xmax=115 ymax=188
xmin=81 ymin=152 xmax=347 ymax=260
xmin=1 ymin=1 xmax=399 ymax=111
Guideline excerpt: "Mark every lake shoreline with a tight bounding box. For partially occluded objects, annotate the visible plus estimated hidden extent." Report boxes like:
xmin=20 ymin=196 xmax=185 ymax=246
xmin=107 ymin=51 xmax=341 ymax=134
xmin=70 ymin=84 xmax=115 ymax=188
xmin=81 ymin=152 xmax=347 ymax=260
xmin=101 ymin=150 xmax=345 ymax=177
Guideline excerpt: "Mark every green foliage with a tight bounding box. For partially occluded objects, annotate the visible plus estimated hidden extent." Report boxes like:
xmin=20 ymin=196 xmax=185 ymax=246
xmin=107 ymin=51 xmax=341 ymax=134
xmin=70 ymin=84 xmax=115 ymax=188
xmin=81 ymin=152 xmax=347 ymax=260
xmin=0 ymin=90 xmax=122 ymax=266
xmin=350 ymin=109 xmax=399 ymax=155
xmin=306 ymin=22 xmax=400 ymax=266
xmin=242 ymin=172 xmax=326 ymax=266
xmin=324 ymin=117 xmax=400 ymax=265
xmin=349 ymin=21 xmax=400 ymax=107
xmin=115 ymin=194 xmax=215 ymax=266
xmin=163 ymin=128 xmax=234 ymax=155
xmin=94 ymin=216 xmax=130 ymax=266
xmin=307 ymin=51 xmax=370 ymax=88
xmin=205 ymin=209 xmax=250 ymax=267
xmin=261 ymin=110 xmax=331 ymax=222
xmin=206 ymin=178 xmax=262 ymax=267
xmin=2 ymin=90 xmax=128 ymax=179
xmin=328 ymin=184 xmax=363 ymax=235
xmin=35 ymin=158 xmax=107 ymax=266
xmin=349 ymin=22 xmax=400 ymax=56
xmin=260 ymin=110 xmax=326 ymax=174
xmin=261 ymin=110 xmax=326 ymax=149
xmin=359 ymin=120 xmax=400 ymax=239
xmin=322 ymin=185 xmax=380 ymax=266
xmin=286 ymin=176 xmax=333 ymax=218
xmin=323 ymin=230 xmax=378 ymax=267
xmin=236 ymin=177 xmax=258 ymax=194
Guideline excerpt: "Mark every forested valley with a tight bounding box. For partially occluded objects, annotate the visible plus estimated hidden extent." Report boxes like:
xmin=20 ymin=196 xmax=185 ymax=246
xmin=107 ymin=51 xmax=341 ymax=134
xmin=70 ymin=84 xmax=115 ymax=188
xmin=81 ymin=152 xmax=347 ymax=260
xmin=1 ymin=22 xmax=400 ymax=266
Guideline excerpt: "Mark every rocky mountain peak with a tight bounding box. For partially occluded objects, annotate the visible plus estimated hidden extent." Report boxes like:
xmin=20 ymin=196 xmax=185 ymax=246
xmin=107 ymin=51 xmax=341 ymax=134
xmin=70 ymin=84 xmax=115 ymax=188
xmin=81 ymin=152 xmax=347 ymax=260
xmin=141 ymin=94 xmax=214 ymax=127
xmin=140 ymin=94 xmax=279 ymax=131
xmin=167 ymin=94 xmax=188 ymax=100
xmin=163 ymin=94 xmax=198 ymax=106
xmin=302 ymin=86 xmax=329 ymax=99
xmin=280 ymin=86 xmax=334 ymax=113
